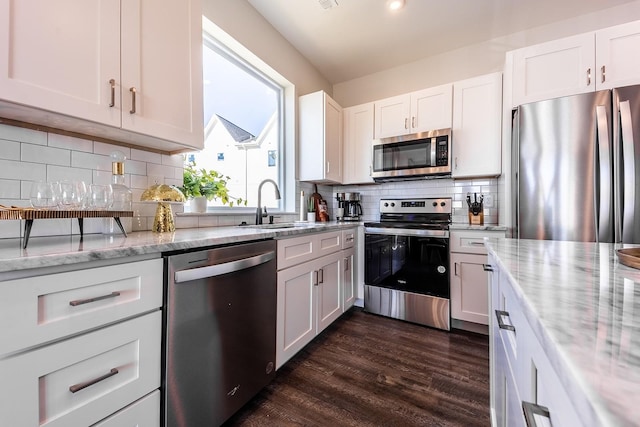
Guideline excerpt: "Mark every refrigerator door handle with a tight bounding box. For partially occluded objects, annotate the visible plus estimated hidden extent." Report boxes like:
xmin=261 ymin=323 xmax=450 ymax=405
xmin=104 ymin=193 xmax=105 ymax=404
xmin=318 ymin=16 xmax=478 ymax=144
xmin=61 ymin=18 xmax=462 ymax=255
xmin=596 ymin=105 xmax=612 ymax=243
xmin=619 ymin=100 xmax=636 ymax=243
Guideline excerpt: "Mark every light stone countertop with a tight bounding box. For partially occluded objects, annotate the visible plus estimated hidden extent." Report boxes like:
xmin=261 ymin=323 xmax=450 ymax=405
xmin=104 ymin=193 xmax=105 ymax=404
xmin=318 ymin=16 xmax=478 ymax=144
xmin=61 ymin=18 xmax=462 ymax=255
xmin=0 ymin=222 xmax=359 ymax=274
xmin=449 ymin=223 xmax=508 ymax=231
xmin=486 ymin=238 xmax=640 ymax=427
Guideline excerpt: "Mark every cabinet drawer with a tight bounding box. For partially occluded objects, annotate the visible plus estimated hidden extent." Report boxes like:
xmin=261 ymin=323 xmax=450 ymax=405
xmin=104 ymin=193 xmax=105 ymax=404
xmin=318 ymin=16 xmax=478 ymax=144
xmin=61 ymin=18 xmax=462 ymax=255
xmin=277 ymin=231 xmax=342 ymax=270
xmin=93 ymin=390 xmax=159 ymax=427
xmin=0 ymin=259 xmax=163 ymax=357
xmin=342 ymin=228 xmax=356 ymax=249
xmin=0 ymin=311 xmax=161 ymax=427
xmin=316 ymin=231 xmax=342 ymax=256
xmin=450 ymin=230 xmax=505 ymax=254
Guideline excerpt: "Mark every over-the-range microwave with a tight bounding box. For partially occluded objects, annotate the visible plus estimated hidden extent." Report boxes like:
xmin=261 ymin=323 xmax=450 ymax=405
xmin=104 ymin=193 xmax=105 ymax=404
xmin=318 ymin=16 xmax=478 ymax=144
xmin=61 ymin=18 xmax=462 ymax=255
xmin=371 ymin=128 xmax=452 ymax=182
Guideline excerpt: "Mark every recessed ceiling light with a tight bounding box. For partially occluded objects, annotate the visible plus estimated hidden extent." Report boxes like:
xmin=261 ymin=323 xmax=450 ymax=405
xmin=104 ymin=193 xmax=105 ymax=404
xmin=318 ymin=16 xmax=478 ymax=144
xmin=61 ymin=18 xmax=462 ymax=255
xmin=387 ymin=0 xmax=405 ymax=11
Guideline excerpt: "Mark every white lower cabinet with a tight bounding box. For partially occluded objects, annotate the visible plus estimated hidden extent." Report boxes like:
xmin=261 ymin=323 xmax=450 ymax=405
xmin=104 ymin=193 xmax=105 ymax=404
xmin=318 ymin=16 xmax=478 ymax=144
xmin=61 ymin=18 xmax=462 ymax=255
xmin=276 ymin=229 xmax=356 ymax=369
xmin=92 ymin=390 xmax=160 ymax=427
xmin=0 ymin=311 xmax=161 ymax=427
xmin=450 ymin=230 xmax=505 ymax=327
xmin=488 ymin=252 xmax=582 ymax=427
xmin=0 ymin=258 xmax=163 ymax=427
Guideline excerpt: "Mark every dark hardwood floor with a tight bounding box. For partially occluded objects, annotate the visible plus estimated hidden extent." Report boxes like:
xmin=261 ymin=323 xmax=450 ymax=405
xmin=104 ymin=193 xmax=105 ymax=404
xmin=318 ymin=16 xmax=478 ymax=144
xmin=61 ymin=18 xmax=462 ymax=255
xmin=224 ymin=308 xmax=490 ymax=427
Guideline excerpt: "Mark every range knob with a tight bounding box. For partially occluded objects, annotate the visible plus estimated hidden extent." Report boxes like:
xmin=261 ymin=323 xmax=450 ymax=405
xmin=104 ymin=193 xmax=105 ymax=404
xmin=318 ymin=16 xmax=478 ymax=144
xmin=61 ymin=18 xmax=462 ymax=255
xmin=432 ymin=202 xmax=438 ymax=207
xmin=390 ymin=202 xmax=395 ymax=207
xmin=441 ymin=201 xmax=446 ymax=207
xmin=384 ymin=202 xmax=389 ymax=207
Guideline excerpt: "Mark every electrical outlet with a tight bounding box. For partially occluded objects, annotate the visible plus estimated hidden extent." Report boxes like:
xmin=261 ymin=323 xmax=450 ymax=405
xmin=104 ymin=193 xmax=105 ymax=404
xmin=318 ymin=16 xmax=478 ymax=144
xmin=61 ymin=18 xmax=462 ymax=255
xmin=484 ymin=194 xmax=494 ymax=208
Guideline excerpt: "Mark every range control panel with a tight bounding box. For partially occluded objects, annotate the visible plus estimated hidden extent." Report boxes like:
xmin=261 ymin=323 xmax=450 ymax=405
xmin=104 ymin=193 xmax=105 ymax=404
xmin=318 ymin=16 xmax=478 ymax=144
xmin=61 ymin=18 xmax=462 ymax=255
xmin=379 ymin=198 xmax=451 ymax=214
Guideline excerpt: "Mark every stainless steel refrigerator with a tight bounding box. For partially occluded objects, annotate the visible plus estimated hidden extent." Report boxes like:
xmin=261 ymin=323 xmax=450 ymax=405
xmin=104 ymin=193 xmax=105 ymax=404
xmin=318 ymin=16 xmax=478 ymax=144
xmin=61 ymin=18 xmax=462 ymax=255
xmin=513 ymin=85 xmax=640 ymax=243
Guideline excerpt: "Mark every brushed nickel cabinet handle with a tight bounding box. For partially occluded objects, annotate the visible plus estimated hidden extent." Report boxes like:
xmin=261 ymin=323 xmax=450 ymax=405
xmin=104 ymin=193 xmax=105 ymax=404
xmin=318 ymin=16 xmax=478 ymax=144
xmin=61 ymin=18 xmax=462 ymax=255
xmin=108 ymin=79 xmax=115 ymax=107
xmin=495 ymin=310 xmax=515 ymax=332
xmin=469 ymin=241 xmax=485 ymax=246
xmin=522 ymin=401 xmax=550 ymax=427
xmin=69 ymin=291 xmax=121 ymax=307
xmin=601 ymin=65 xmax=606 ymax=83
xmin=129 ymin=87 xmax=137 ymax=114
xmin=454 ymin=262 xmax=458 ymax=276
xmin=587 ymin=68 xmax=591 ymax=86
xmin=69 ymin=368 xmax=119 ymax=393
xmin=404 ymin=118 xmax=408 ymax=129
xmin=319 ymin=268 xmax=324 ymax=284
xmin=313 ymin=270 xmax=319 ymax=286
xmin=483 ymin=264 xmax=493 ymax=272
xmin=412 ymin=116 xmax=415 ymax=128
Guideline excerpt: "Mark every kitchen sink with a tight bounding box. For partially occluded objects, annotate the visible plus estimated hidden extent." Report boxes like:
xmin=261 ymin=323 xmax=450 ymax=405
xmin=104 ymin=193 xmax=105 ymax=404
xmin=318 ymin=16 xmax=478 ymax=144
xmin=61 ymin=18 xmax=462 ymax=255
xmin=243 ymin=223 xmax=298 ymax=229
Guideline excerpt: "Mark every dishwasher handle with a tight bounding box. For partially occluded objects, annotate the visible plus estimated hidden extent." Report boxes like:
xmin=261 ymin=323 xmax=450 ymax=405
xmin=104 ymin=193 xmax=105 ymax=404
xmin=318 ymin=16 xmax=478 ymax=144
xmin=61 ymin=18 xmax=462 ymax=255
xmin=174 ymin=251 xmax=275 ymax=283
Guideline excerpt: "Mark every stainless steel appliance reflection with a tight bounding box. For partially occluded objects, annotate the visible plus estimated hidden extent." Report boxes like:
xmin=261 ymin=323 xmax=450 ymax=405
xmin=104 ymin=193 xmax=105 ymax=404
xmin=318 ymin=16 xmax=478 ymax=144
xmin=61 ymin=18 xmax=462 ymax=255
xmin=364 ymin=198 xmax=451 ymax=330
xmin=163 ymin=240 xmax=277 ymax=426
xmin=336 ymin=192 xmax=362 ymax=221
xmin=514 ymin=85 xmax=640 ymax=243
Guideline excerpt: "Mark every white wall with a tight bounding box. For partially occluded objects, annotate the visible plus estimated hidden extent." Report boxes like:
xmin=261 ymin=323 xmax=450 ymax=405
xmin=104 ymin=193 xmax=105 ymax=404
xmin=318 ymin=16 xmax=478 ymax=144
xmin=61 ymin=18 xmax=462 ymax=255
xmin=202 ymin=0 xmax=332 ymax=97
xmin=333 ymin=0 xmax=640 ymax=107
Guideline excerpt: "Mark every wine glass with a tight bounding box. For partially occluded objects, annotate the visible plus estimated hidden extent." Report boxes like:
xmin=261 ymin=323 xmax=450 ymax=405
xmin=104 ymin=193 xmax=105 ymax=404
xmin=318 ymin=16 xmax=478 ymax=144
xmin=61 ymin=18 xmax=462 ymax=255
xmin=29 ymin=181 xmax=58 ymax=208
xmin=88 ymin=184 xmax=113 ymax=211
xmin=57 ymin=181 xmax=77 ymax=210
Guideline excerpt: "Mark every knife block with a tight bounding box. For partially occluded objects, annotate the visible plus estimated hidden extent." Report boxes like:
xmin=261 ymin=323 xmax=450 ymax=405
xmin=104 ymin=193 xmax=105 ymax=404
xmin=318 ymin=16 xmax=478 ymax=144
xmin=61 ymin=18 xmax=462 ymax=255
xmin=468 ymin=205 xmax=484 ymax=225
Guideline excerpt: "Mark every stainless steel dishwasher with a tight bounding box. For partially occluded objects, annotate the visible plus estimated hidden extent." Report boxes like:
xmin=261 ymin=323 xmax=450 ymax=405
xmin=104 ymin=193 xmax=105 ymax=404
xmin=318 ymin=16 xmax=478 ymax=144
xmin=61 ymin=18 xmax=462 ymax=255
xmin=163 ymin=239 xmax=277 ymax=427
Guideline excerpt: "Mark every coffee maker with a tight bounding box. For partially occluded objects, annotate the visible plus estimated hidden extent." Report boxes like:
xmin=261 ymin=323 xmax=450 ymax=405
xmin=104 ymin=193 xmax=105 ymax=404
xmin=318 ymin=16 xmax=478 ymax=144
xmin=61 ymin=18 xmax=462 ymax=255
xmin=336 ymin=192 xmax=362 ymax=221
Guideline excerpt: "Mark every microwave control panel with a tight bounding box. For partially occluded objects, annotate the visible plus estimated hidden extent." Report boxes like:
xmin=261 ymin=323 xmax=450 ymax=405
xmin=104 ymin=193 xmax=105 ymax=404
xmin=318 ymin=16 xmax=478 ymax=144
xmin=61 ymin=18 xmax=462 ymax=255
xmin=435 ymin=136 xmax=449 ymax=166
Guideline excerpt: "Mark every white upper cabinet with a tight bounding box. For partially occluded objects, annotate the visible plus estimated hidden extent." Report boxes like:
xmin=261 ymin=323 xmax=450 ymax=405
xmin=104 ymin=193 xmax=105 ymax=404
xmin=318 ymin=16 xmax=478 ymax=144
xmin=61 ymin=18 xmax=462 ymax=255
xmin=452 ymin=72 xmax=502 ymax=178
xmin=511 ymin=19 xmax=640 ymax=106
xmin=342 ymin=102 xmax=374 ymax=184
xmin=511 ymin=33 xmax=595 ymax=106
xmin=374 ymin=84 xmax=452 ymax=139
xmin=595 ymin=20 xmax=640 ymax=90
xmin=299 ymin=91 xmax=343 ymax=184
xmin=0 ymin=0 xmax=203 ymax=152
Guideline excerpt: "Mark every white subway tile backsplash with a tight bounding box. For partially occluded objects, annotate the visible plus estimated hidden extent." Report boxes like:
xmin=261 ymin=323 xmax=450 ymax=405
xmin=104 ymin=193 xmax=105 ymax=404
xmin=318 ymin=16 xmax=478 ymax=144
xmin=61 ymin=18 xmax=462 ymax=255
xmin=47 ymin=134 xmax=93 ymax=152
xmin=1 ymin=179 xmax=21 ymax=199
xmin=126 ymin=159 xmax=147 ymax=175
xmin=0 ymin=221 xmax=20 ymax=239
xmin=163 ymin=154 xmax=184 ymax=167
xmin=0 ymin=139 xmax=20 ymax=160
xmin=71 ymin=151 xmax=111 ymax=171
xmin=147 ymin=162 xmax=175 ymax=179
xmin=92 ymin=169 xmax=113 ymax=185
xmin=131 ymin=148 xmax=161 ymax=164
xmin=22 ymin=143 xmax=70 ymax=166
xmin=0 ymin=124 xmax=46 ymax=145
xmin=0 ymin=159 xmax=46 ymax=182
xmin=130 ymin=175 xmax=148 ymax=190
xmin=93 ymin=141 xmax=131 ymax=158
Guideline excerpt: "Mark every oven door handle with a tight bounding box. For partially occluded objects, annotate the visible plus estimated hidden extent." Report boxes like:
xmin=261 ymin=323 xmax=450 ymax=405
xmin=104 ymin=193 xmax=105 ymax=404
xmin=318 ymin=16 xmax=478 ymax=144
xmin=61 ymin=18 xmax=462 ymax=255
xmin=365 ymin=227 xmax=449 ymax=238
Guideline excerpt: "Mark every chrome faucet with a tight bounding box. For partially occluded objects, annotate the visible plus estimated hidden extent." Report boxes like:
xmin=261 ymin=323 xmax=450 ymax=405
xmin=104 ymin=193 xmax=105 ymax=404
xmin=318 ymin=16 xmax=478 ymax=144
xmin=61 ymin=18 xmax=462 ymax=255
xmin=255 ymin=179 xmax=281 ymax=224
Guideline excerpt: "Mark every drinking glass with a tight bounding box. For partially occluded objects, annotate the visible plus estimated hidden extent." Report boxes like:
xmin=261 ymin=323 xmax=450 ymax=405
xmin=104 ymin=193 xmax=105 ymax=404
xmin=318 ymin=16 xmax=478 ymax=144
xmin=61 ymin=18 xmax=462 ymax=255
xmin=57 ymin=181 xmax=77 ymax=210
xmin=29 ymin=181 xmax=58 ymax=208
xmin=88 ymin=184 xmax=113 ymax=210
xmin=74 ymin=181 xmax=88 ymax=209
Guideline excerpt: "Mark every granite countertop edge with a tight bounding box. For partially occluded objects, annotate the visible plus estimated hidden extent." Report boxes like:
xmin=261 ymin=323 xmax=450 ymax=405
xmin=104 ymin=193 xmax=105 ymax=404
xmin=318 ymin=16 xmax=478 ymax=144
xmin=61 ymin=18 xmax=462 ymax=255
xmin=0 ymin=222 xmax=360 ymax=274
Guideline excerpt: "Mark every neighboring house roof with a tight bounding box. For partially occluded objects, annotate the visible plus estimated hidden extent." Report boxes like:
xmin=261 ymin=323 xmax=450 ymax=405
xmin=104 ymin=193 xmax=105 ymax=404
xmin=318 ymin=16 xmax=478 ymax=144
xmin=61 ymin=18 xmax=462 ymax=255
xmin=216 ymin=115 xmax=255 ymax=143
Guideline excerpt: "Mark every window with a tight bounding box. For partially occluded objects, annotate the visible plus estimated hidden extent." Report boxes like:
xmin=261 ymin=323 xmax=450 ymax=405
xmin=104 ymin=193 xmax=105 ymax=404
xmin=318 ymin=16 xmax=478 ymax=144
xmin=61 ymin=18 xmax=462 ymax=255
xmin=187 ymin=19 xmax=289 ymax=211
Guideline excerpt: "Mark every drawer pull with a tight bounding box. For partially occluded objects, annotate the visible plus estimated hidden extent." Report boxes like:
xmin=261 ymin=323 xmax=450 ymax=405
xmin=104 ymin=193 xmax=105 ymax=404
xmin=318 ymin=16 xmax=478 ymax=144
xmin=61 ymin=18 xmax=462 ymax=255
xmin=522 ymin=401 xmax=551 ymax=427
xmin=469 ymin=241 xmax=485 ymax=246
xmin=69 ymin=291 xmax=121 ymax=307
xmin=108 ymin=78 xmax=116 ymax=107
xmin=129 ymin=87 xmax=137 ymax=114
xmin=483 ymin=264 xmax=493 ymax=272
xmin=69 ymin=368 xmax=119 ymax=393
xmin=495 ymin=310 xmax=515 ymax=332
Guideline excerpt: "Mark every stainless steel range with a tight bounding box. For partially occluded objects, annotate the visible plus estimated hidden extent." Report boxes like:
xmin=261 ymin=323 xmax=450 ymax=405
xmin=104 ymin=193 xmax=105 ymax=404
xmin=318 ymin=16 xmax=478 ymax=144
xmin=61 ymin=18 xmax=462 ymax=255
xmin=364 ymin=198 xmax=451 ymax=330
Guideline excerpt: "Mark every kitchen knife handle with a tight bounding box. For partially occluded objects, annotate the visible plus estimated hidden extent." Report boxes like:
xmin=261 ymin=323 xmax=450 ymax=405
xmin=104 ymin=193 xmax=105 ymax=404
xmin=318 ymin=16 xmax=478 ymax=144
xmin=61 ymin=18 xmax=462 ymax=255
xmin=601 ymin=65 xmax=606 ymax=83
xmin=522 ymin=401 xmax=550 ymax=427
xmin=108 ymin=79 xmax=115 ymax=107
xmin=587 ymin=68 xmax=591 ymax=86
xmin=129 ymin=87 xmax=137 ymax=114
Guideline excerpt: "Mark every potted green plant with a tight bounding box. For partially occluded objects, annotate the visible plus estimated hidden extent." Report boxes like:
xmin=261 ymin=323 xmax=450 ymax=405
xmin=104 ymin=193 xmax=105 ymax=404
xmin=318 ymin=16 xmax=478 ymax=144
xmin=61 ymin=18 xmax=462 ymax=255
xmin=307 ymin=196 xmax=316 ymax=222
xmin=180 ymin=161 xmax=245 ymax=212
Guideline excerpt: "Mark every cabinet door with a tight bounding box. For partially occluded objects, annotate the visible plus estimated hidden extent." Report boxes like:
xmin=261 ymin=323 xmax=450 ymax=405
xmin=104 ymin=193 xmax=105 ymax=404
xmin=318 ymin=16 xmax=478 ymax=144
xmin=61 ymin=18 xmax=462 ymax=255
xmin=596 ymin=20 xmax=640 ymax=90
xmin=276 ymin=262 xmax=316 ymax=369
xmin=343 ymin=103 xmax=374 ymax=184
xmin=374 ymin=94 xmax=411 ymax=139
xmin=316 ymin=253 xmax=342 ymax=333
xmin=451 ymin=252 xmax=489 ymax=325
xmin=120 ymin=0 xmax=204 ymax=149
xmin=342 ymin=247 xmax=356 ymax=311
xmin=410 ymin=84 xmax=453 ymax=132
xmin=452 ymin=73 xmax=502 ymax=178
xmin=324 ymin=95 xmax=343 ymax=183
xmin=93 ymin=390 xmax=159 ymax=427
xmin=512 ymin=32 xmax=595 ymax=106
xmin=0 ymin=0 xmax=121 ymax=127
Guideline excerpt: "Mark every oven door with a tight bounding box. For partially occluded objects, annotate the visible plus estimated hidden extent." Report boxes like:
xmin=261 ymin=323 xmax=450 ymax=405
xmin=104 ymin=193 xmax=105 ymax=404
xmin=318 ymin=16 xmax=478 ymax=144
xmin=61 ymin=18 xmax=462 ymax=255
xmin=371 ymin=129 xmax=451 ymax=181
xmin=364 ymin=232 xmax=449 ymax=298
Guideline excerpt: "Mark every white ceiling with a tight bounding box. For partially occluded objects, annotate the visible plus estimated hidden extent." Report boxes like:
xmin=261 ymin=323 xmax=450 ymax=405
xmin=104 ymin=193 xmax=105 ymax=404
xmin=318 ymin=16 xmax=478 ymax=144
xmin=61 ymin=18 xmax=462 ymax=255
xmin=247 ymin=0 xmax=635 ymax=84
